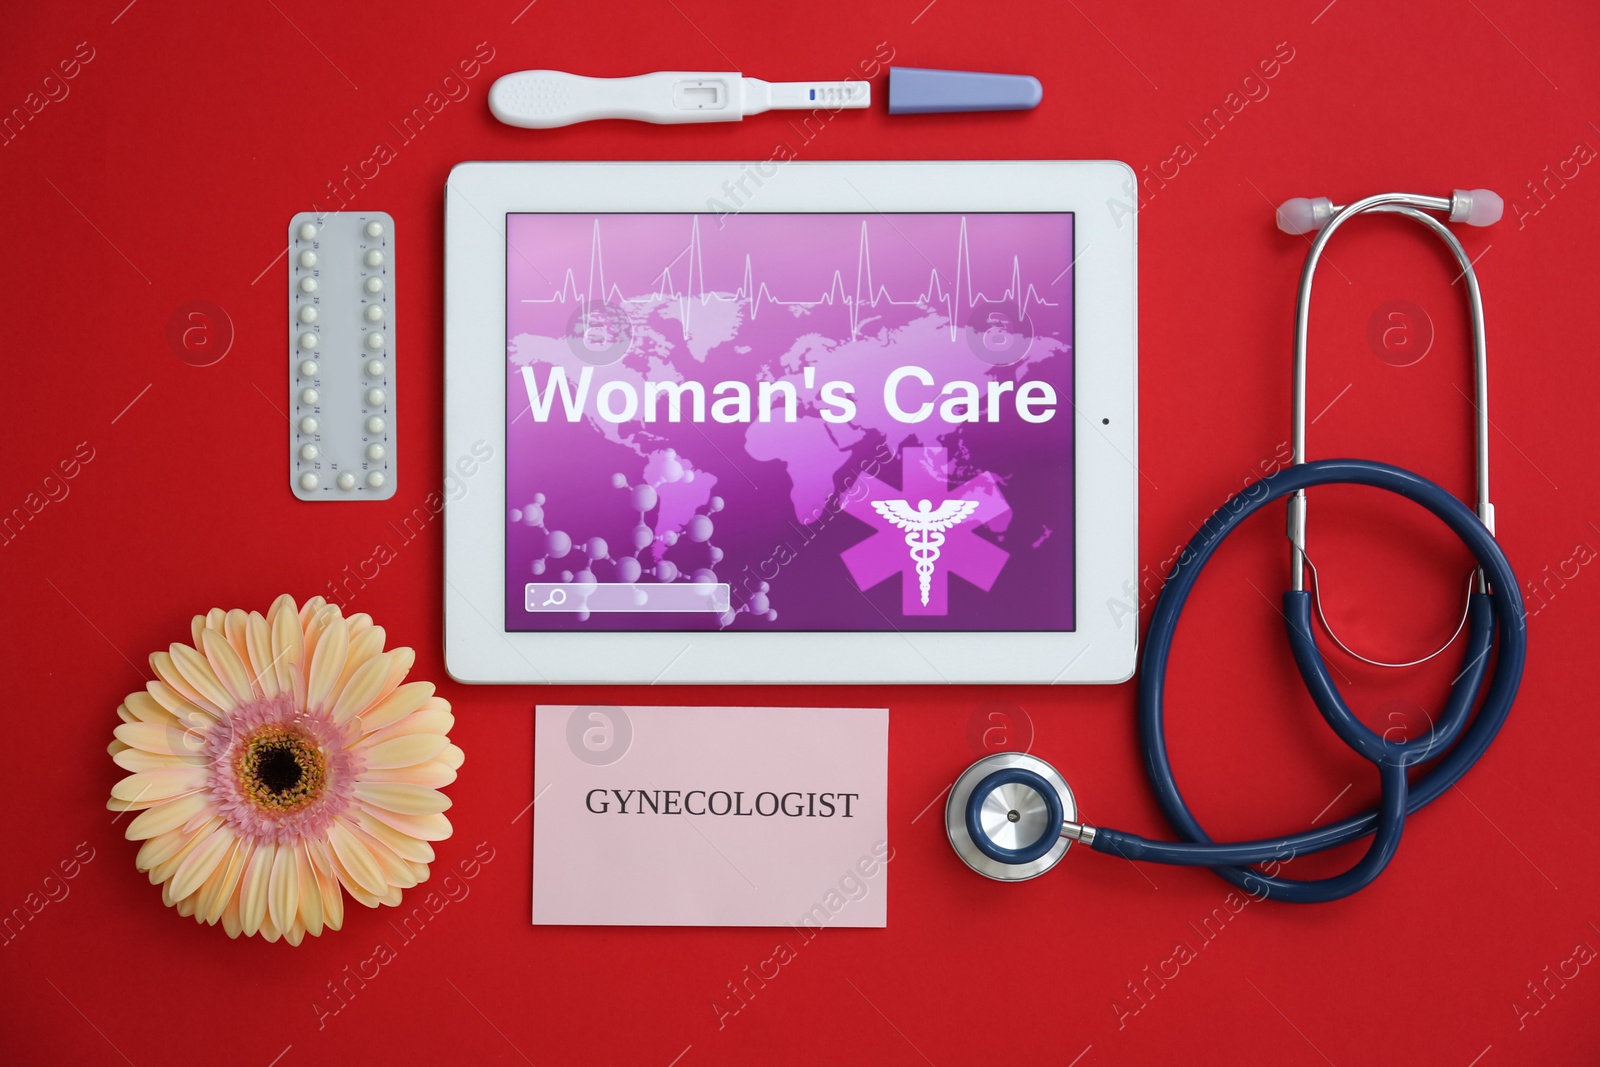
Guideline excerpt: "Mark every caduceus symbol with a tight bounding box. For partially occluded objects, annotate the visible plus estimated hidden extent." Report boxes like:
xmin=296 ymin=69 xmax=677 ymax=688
xmin=871 ymin=498 xmax=982 ymax=606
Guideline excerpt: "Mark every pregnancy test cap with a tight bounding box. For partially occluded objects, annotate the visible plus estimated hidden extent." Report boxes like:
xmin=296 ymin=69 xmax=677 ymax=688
xmin=888 ymin=66 xmax=1043 ymax=115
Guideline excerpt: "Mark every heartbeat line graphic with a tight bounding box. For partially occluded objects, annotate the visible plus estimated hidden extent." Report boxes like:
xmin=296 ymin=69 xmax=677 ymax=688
xmin=517 ymin=215 xmax=1063 ymax=341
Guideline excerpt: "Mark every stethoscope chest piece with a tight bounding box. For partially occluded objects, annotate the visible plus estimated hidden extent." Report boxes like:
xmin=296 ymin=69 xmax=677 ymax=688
xmin=946 ymin=752 xmax=1077 ymax=881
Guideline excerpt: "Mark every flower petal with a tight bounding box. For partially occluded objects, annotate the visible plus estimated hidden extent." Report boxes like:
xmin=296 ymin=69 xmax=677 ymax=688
xmin=328 ymin=818 xmax=388 ymax=897
xmin=330 ymin=652 xmax=391 ymax=724
xmin=360 ymin=733 xmax=450 ymax=769
xmin=354 ymin=781 xmax=451 ymax=816
xmin=302 ymin=603 xmax=338 ymax=667
xmin=437 ymin=743 xmax=465 ymax=770
xmin=169 ymin=642 xmax=237 ymax=712
xmin=267 ymin=593 xmax=300 ymax=630
xmin=357 ymin=681 xmax=434 ymax=736
xmin=191 ymin=608 xmax=226 ymax=650
xmin=296 ymin=844 xmax=324 ymax=937
xmin=267 ymin=840 xmax=298 ymax=934
xmin=306 ymin=613 xmax=349 ymax=713
xmin=111 ymin=766 xmax=208 ymax=803
xmin=239 ymin=841 xmax=275 ymax=937
xmin=270 ymin=600 xmax=306 ymax=705
xmin=198 ymin=838 xmax=248 ymax=925
xmin=245 ymin=611 xmax=280 ymax=698
xmin=224 ymin=609 xmax=252 ymax=671
xmin=341 ymin=819 xmax=416 ymax=887
xmin=201 ymin=629 xmax=256 ymax=707
xmin=114 ymin=721 xmax=202 ymax=756
xmin=298 ymin=595 xmax=329 ymax=629
xmin=356 ymin=810 xmax=436 ymax=864
xmin=337 ymin=623 xmax=386 ymax=696
xmin=358 ymin=707 xmax=454 ymax=750
xmin=150 ymin=652 xmax=224 ymax=718
xmin=376 ymin=646 xmax=416 ymax=706
xmin=363 ymin=760 xmax=458 ymax=788
xmin=170 ymin=882 xmax=199 ymax=912
xmin=222 ymin=881 xmax=244 ymax=938
xmin=136 ymin=819 xmax=216 ymax=871
xmin=149 ymin=827 xmax=210 ymax=887
xmin=361 ymin=807 xmax=454 ymax=842
xmin=113 ymin=748 xmax=206 ymax=774
xmin=308 ymin=840 xmax=345 ymax=931
xmin=145 ymin=680 xmax=215 ymax=728
xmin=123 ymin=690 xmax=179 ymax=725
xmin=170 ymin=824 xmax=237 ymax=900
xmin=125 ymin=791 xmax=211 ymax=840
xmin=328 ymin=852 xmax=383 ymax=908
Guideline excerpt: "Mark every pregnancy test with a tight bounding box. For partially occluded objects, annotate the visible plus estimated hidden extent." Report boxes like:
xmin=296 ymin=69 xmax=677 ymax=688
xmin=488 ymin=70 xmax=870 ymax=129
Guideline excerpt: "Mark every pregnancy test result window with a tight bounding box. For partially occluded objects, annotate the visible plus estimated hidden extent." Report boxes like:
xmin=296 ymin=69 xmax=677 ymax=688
xmin=503 ymin=212 xmax=1075 ymax=632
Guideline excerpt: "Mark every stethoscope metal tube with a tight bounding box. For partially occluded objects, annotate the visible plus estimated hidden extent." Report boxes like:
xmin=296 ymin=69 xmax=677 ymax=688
xmin=947 ymin=190 xmax=1526 ymax=903
xmin=1288 ymin=191 xmax=1496 ymax=596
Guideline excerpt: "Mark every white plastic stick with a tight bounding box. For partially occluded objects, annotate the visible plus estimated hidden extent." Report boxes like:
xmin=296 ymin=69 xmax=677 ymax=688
xmin=488 ymin=70 xmax=870 ymax=129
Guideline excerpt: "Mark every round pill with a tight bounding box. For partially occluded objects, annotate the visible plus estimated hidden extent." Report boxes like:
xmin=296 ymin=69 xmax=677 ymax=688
xmin=364 ymin=249 xmax=384 ymax=268
xmin=365 ymin=277 xmax=383 ymax=294
xmin=365 ymin=388 xmax=386 ymax=406
xmin=300 ymin=388 xmax=319 ymax=405
xmin=365 ymin=332 xmax=385 ymax=350
xmin=299 ymin=473 xmax=318 ymax=491
xmin=366 ymin=443 xmax=385 ymax=461
xmin=298 ymin=332 xmax=317 ymax=350
xmin=365 ymin=359 xmax=386 ymax=377
xmin=365 ymin=304 xmax=384 ymax=322
xmin=298 ymin=305 xmax=317 ymax=324
xmin=365 ymin=221 xmax=384 ymax=238
xmin=300 ymin=277 xmax=318 ymax=293
xmin=299 ymin=444 xmax=318 ymax=461
xmin=299 ymin=416 xmax=318 ymax=434
xmin=337 ymin=472 xmax=356 ymax=490
xmin=298 ymin=250 xmax=317 ymax=269
xmin=298 ymin=222 xmax=317 ymax=241
xmin=298 ymin=359 xmax=318 ymax=377
xmin=366 ymin=471 xmax=386 ymax=488
xmin=365 ymin=415 xmax=385 ymax=434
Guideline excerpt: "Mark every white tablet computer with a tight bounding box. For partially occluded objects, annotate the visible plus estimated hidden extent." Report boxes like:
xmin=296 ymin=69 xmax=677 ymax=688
xmin=444 ymin=161 xmax=1136 ymax=684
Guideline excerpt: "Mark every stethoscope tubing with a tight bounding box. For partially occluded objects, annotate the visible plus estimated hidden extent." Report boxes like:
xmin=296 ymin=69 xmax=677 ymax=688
xmin=1097 ymin=458 xmax=1527 ymax=903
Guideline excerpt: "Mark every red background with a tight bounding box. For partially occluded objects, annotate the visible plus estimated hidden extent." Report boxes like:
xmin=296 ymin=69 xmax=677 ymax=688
xmin=3 ymin=1 xmax=1598 ymax=1063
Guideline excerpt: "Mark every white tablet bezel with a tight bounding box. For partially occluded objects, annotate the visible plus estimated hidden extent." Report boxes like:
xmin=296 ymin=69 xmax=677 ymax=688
xmin=444 ymin=160 xmax=1136 ymax=684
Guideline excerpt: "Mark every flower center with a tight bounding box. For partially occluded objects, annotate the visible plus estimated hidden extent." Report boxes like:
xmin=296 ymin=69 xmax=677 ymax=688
xmin=235 ymin=727 xmax=327 ymax=815
xmin=205 ymin=694 xmax=361 ymax=844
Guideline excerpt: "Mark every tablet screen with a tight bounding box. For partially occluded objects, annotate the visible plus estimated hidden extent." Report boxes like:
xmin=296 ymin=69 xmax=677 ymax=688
xmin=504 ymin=212 xmax=1074 ymax=633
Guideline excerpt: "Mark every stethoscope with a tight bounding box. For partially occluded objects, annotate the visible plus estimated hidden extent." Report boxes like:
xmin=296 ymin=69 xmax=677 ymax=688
xmin=947 ymin=189 xmax=1528 ymax=903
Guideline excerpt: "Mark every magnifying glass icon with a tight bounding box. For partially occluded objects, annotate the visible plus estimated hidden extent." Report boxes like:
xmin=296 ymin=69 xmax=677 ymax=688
xmin=541 ymin=589 xmax=567 ymax=608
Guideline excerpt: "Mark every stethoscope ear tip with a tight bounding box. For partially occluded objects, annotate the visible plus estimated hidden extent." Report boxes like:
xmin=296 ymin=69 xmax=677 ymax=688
xmin=1450 ymin=188 xmax=1503 ymax=227
xmin=1276 ymin=196 xmax=1334 ymax=235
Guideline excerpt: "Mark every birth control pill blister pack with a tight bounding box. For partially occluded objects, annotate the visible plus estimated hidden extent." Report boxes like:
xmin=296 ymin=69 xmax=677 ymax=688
xmin=288 ymin=211 xmax=395 ymax=501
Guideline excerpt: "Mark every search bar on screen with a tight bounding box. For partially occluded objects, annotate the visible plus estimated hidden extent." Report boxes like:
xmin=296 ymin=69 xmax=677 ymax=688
xmin=523 ymin=582 xmax=731 ymax=613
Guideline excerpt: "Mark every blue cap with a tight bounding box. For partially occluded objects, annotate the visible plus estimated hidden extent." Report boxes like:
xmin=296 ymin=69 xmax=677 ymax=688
xmin=888 ymin=66 xmax=1043 ymax=115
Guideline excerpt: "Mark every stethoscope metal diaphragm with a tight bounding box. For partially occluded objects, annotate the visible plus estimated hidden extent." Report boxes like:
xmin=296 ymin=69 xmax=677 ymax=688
xmin=946 ymin=752 xmax=1076 ymax=881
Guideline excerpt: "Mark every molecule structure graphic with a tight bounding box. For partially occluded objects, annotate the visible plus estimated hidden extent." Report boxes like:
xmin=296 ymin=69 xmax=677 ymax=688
xmin=509 ymin=459 xmax=777 ymax=627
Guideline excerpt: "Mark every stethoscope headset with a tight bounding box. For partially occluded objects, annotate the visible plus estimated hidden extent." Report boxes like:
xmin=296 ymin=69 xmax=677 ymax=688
xmin=946 ymin=190 xmax=1528 ymax=903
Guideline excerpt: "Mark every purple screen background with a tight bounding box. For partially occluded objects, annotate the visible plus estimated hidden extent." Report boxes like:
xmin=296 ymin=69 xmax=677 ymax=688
xmin=503 ymin=212 xmax=1075 ymax=632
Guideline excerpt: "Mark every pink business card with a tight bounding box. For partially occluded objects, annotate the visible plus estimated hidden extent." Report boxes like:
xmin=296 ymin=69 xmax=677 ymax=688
xmin=533 ymin=705 xmax=889 ymax=927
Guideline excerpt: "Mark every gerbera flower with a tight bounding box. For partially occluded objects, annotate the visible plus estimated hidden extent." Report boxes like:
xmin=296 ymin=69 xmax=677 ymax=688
xmin=106 ymin=594 xmax=461 ymax=945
